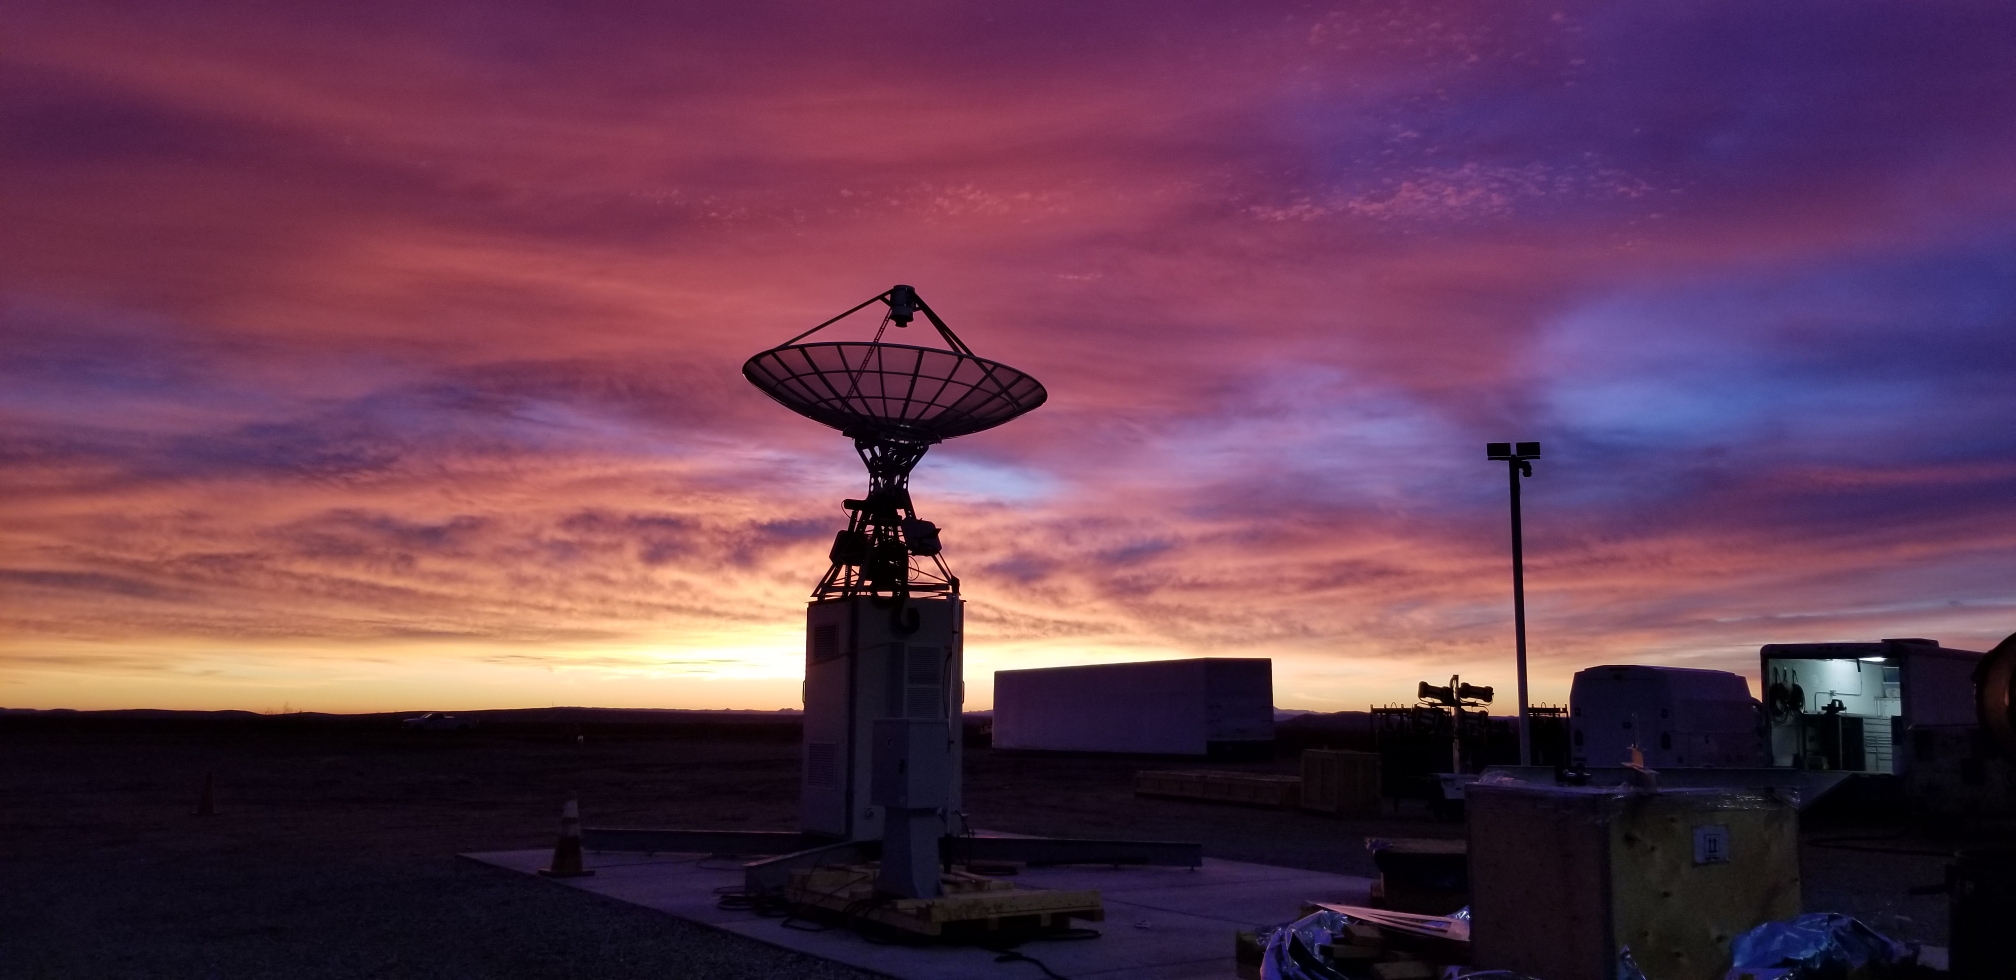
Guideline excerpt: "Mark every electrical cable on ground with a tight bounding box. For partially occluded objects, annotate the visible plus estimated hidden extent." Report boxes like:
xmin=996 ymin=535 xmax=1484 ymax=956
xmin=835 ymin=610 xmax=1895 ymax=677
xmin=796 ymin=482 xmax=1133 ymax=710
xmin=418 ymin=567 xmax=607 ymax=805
xmin=989 ymin=949 xmax=1071 ymax=980
xmin=977 ymin=927 xmax=1099 ymax=980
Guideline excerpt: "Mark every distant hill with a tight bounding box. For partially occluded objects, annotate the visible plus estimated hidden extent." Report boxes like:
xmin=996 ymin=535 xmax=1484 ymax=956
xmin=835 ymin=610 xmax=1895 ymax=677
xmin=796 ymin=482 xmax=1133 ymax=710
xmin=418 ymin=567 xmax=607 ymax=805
xmin=0 ymin=705 xmax=995 ymax=744
xmin=0 ymin=706 xmax=799 ymax=721
xmin=0 ymin=705 xmax=810 ymax=742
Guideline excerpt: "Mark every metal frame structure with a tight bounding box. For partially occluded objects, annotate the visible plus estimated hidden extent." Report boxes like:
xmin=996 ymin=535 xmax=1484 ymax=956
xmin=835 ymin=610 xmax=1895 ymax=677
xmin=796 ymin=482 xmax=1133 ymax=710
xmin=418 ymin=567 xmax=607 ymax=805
xmin=1372 ymin=700 xmax=1569 ymax=801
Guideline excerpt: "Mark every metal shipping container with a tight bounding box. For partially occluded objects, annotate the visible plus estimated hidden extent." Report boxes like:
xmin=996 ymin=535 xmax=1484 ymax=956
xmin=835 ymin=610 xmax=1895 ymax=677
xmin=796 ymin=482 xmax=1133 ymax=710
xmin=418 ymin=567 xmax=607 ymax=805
xmin=991 ymin=658 xmax=1272 ymax=756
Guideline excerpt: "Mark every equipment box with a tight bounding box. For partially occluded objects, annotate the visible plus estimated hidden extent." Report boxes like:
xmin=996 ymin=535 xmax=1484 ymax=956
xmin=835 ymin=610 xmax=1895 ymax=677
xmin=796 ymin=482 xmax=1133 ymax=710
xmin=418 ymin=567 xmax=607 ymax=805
xmin=1468 ymin=782 xmax=1799 ymax=980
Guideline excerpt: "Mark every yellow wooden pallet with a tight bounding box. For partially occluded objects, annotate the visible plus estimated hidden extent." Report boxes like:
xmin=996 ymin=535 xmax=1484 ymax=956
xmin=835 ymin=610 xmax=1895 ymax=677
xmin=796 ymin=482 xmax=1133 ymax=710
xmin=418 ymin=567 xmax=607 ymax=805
xmin=785 ymin=865 xmax=1104 ymax=937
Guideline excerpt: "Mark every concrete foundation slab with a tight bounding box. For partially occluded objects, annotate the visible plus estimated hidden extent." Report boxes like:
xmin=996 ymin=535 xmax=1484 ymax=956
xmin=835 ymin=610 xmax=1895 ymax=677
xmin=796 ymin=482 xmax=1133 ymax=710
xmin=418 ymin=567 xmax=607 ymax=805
xmin=464 ymin=848 xmax=1372 ymax=979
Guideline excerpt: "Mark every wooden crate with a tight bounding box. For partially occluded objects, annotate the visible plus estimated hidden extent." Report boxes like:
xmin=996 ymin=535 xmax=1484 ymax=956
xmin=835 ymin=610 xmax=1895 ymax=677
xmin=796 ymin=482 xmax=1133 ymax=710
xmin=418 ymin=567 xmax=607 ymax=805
xmin=1301 ymin=749 xmax=1382 ymax=816
xmin=1468 ymin=784 xmax=1799 ymax=980
xmin=785 ymin=865 xmax=1103 ymax=937
xmin=1133 ymin=770 xmax=1302 ymax=809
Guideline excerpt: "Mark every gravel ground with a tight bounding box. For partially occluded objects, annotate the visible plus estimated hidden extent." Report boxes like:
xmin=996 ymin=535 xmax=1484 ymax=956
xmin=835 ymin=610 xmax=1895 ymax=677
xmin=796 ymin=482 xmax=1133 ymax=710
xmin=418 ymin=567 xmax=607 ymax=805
xmin=2 ymin=719 xmax=1999 ymax=978
xmin=1 ymin=724 xmax=866 ymax=980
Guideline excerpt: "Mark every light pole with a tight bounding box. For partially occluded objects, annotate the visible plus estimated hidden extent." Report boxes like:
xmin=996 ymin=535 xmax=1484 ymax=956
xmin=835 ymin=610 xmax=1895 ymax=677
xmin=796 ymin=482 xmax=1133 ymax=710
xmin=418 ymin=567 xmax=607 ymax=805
xmin=1486 ymin=441 xmax=1540 ymax=766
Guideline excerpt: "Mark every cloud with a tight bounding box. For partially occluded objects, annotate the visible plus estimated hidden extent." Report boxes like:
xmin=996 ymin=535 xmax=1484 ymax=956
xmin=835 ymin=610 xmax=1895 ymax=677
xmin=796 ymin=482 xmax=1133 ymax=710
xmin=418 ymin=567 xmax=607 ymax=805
xmin=4 ymin=0 xmax=2016 ymax=709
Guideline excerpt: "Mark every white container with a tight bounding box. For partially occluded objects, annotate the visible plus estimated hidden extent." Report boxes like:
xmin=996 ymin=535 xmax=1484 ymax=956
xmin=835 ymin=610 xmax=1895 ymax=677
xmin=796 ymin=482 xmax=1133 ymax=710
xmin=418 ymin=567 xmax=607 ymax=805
xmin=1570 ymin=665 xmax=1765 ymax=769
xmin=991 ymin=658 xmax=1272 ymax=755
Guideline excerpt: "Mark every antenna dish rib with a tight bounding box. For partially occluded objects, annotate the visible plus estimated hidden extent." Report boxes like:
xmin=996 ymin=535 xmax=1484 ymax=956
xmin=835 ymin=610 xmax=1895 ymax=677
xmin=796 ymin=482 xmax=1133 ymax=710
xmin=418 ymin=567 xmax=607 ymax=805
xmin=743 ymin=342 xmax=1046 ymax=444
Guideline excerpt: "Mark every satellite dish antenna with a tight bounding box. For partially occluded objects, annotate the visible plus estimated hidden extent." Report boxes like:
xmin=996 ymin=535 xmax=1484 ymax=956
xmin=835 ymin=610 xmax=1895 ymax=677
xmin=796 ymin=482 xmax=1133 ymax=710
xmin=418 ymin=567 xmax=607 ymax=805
xmin=744 ymin=285 xmax=1046 ymax=601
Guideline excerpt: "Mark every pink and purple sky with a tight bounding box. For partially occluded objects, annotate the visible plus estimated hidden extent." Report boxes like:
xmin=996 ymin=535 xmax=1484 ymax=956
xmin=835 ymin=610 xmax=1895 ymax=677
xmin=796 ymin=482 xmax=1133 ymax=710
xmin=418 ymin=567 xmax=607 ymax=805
xmin=5 ymin=1 xmax=2014 ymax=712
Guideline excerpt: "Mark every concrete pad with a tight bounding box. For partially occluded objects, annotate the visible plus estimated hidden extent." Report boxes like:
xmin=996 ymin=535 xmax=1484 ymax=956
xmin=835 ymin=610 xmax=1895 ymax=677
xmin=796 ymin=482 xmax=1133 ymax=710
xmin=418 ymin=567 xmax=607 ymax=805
xmin=1076 ymin=959 xmax=1250 ymax=980
xmin=1091 ymin=874 xmax=1370 ymax=925
xmin=463 ymin=848 xmax=1372 ymax=980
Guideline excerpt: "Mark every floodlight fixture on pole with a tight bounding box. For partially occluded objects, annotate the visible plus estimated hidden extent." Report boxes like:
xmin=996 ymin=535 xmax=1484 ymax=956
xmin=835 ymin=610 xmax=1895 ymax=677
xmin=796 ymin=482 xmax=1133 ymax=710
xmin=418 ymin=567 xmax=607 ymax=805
xmin=1485 ymin=440 xmax=1541 ymax=766
xmin=1419 ymin=673 xmax=1493 ymax=775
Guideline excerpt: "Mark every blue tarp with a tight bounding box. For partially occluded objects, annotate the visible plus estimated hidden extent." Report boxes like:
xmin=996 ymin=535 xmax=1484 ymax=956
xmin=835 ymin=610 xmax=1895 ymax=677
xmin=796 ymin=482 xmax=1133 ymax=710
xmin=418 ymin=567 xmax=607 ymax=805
xmin=1728 ymin=913 xmax=1912 ymax=978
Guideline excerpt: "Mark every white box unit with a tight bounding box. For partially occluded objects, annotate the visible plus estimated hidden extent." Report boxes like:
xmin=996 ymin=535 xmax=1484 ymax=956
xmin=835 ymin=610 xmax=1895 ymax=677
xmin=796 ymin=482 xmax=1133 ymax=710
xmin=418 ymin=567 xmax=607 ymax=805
xmin=991 ymin=658 xmax=1272 ymax=756
xmin=801 ymin=596 xmax=963 ymax=841
xmin=1569 ymin=665 xmax=1765 ymax=769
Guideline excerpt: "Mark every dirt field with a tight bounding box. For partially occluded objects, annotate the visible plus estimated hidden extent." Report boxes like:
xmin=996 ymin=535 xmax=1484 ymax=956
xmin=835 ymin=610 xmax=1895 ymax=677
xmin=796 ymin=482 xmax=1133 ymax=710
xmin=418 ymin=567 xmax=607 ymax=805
xmin=0 ymin=714 xmax=1990 ymax=979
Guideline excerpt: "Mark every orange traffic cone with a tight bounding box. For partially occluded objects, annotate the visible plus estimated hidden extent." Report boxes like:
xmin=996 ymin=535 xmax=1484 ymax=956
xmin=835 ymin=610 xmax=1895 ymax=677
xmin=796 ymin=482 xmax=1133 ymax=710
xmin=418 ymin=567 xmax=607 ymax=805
xmin=193 ymin=772 xmax=217 ymax=816
xmin=538 ymin=797 xmax=594 ymax=878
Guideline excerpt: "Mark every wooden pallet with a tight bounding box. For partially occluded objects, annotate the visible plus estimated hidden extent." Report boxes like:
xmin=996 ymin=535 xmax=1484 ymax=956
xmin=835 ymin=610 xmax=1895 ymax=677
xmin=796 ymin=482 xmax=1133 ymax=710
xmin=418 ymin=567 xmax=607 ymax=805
xmin=1134 ymin=770 xmax=1303 ymax=809
xmin=784 ymin=865 xmax=1104 ymax=937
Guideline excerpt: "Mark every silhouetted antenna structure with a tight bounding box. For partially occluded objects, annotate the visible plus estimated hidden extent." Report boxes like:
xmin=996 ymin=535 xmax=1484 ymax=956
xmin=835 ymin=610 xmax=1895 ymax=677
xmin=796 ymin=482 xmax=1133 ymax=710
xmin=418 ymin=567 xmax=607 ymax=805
xmin=744 ymin=285 xmax=1047 ymax=601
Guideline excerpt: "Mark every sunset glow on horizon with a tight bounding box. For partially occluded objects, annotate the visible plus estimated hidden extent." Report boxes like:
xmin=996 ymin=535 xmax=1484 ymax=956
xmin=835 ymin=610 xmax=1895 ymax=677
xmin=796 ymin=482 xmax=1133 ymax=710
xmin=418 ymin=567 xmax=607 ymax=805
xmin=6 ymin=1 xmax=2015 ymax=713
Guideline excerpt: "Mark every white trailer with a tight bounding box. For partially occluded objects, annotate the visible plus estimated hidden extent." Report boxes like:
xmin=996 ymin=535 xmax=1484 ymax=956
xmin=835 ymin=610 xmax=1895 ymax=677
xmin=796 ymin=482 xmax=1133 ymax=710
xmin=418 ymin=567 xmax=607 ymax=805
xmin=1759 ymin=637 xmax=1983 ymax=774
xmin=991 ymin=658 xmax=1273 ymax=756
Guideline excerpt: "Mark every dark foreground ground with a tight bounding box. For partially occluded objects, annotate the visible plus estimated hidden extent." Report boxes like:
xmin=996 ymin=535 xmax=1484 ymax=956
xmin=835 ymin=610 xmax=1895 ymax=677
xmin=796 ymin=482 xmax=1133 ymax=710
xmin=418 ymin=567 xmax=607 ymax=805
xmin=2 ymin=715 xmax=2001 ymax=979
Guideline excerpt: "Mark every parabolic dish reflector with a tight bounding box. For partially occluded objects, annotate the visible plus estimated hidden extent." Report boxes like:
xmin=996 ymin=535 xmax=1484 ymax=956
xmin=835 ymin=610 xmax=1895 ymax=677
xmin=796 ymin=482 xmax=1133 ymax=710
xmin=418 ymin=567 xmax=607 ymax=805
xmin=744 ymin=342 xmax=1047 ymax=443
